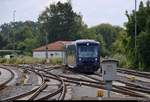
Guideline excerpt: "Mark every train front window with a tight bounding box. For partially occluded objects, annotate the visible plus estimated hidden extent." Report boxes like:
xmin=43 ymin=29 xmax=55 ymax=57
xmin=78 ymin=45 xmax=98 ymax=57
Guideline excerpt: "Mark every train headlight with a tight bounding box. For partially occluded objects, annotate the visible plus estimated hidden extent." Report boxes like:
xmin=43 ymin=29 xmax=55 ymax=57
xmin=95 ymin=58 xmax=98 ymax=61
xmin=79 ymin=58 xmax=82 ymax=61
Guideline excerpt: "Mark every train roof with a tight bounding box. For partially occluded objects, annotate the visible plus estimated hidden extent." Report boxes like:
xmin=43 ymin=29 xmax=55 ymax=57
xmin=75 ymin=39 xmax=99 ymax=44
xmin=65 ymin=39 xmax=100 ymax=46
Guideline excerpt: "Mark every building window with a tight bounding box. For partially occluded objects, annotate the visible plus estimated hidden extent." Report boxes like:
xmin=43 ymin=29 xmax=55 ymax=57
xmin=50 ymin=53 xmax=54 ymax=57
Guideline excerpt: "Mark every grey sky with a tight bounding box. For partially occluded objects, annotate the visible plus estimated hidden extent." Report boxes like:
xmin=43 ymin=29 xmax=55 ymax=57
xmin=0 ymin=0 xmax=148 ymax=27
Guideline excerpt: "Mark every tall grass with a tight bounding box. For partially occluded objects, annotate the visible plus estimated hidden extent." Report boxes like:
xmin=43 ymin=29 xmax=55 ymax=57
xmin=0 ymin=56 xmax=63 ymax=65
xmin=49 ymin=57 xmax=63 ymax=65
xmin=112 ymin=53 xmax=132 ymax=68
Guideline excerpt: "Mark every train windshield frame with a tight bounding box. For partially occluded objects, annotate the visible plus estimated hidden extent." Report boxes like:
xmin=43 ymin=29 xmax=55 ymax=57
xmin=77 ymin=44 xmax=99 ymax=58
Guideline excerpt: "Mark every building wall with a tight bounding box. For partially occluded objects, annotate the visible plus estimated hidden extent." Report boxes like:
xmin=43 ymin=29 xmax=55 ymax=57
xmin=33 ymin=51 xmax=64 ymax=59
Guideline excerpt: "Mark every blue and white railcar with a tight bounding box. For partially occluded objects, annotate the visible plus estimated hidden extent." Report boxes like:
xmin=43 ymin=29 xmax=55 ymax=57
xmin=65 ymin=39 xmax=100 ymax=73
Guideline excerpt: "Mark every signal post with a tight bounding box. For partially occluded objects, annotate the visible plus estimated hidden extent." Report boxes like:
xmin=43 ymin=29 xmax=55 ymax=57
xmin=101 ymin=59 xmax=118 ymax=98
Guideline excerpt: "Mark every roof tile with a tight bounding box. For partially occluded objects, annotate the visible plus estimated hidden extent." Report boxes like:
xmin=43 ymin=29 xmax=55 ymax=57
xmin=33 ymin=41 xmax=72 ymax=51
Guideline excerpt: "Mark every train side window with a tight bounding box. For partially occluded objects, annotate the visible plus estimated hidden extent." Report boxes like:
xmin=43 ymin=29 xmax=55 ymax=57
xmin=67 ymin=45 xmax=76 ymax=58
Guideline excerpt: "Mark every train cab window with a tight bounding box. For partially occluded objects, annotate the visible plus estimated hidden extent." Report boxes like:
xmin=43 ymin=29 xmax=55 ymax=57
xmin=78 ymin=45 xmax=98 ymax=57
xmin=66 ymin=44 xmax=76 ymax=65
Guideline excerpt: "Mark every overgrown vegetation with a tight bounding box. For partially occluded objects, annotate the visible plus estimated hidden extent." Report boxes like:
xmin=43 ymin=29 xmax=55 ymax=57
xmin=0 ymin=57 xmax=62 ymax=65
xmin=0 ymin=56 xmax=44 ymax=64
xmin=113 ymin=1 xmax=150 ymax=71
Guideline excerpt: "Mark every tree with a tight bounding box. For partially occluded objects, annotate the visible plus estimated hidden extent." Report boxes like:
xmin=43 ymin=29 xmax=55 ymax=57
xmin=38 ymin=1 xmax=86 ymax=43
xmin=91 ymin=24 xmax=118 ymax=49
xmin=89 ymin=23 xmax=123 ymax=56
xmin=112 ymin=31 xmax=129 ymax=54
xmin=0 ymin=21 xmax=42 ymax=55
xmin=137 ymin=31 xmax=150 ymax=71
xmin=0 ymin=33 xmax=6 ymax=49
xmin=124 ymin=0 xmax=150 ymax=70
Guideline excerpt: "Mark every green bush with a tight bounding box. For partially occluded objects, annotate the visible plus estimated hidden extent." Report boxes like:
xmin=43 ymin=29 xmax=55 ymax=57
xmin=112 ymin=53 xmax=132 ymax=68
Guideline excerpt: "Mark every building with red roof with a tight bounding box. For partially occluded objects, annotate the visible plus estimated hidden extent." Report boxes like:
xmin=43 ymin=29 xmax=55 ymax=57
xmin=33 ymin=41 xmax=72 ymax=58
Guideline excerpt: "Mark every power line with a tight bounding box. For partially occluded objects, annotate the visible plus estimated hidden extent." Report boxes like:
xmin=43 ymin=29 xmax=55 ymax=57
xmin=134 ymin=0 xmax=138 ymax=69
xmin=12 ymin=10 xmax=16 ymax=51
xmin=45 ymin=32 xmax=48 ymax=59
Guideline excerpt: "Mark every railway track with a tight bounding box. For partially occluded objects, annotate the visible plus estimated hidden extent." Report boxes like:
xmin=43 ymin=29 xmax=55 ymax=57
xmin=95 ymin=72 xmax=150 ymax=89
xmin=28 ymin=65 xmax=150 ymax=98
xmin=1 ymin=67 xmax=45 ymax=101
xmin=117 ymin=68 xmax=150 ymax=79
xmin=1 ymin=64 xmax=149 ymax=100
xmin=90 ymin=73 xmax=150 ymax=97
xmin=18 ymin=66 xmax=66 ymax=100
xmin=64 ymin=67 xmax=150 ymax=91
xmin=32 ymin=72 xmax=66 ymax=100
xmin=34 ymin=65 xmax=149 ymax=98
xmin=0 ymin=67 xmax=15 ymax=90
xmin=64 ymin=67 xmax=150 ymax=97
xmin=61 ymin=76 xmax=148 ymax=97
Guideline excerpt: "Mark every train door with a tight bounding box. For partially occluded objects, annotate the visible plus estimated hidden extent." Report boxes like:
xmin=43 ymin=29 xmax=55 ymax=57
xmin=67 ymin=45 xmax=76 ymax=68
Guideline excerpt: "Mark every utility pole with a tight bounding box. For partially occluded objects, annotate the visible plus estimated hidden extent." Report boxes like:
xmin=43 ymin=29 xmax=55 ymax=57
xmin=68 ymin=0 xmax=72 ymax=5
xmin=45 ymin=30 xmax=50 ymax=64
xmin=12 ymin=10 xmax=16 ymax=51
xmin=134 ymin=0 xmax=138 ymax=68
xmin=135 ymin=0 xmax=137 ymax=52
xmin=45 ymin=32 xmax=48 ymax=59
xmin=13 ymin=10 xmax=16 ymax=22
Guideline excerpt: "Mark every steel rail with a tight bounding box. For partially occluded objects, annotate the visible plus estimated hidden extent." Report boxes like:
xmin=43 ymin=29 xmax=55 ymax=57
xmin=60 ymin=77 xmax=147 ymax=98
xmin=62 ymin=68 xmax=150 ymax=95
xmin=117 ymin=69 xmax=150 ymax=79
xmin=0 ymin=67 xmax=15 ymax=90
xmin=44 ymin=72 xmax=147 ymax=98
xmin=43 ymin=65 xmax=150 ymax=97
xmin=43 ymin=66 xmax=149 ymax=98
xmin=28 ymin=82 xmax=47 ymax=100
xmin=92 ymin=73 xmax=150 ymax=94
xmin=12 ymin=65 xmax=149 ymax=99
xmin=40 ymin=75 xmax=66 ymax=100
xmin=94 ymin=72 xmax=150 ymax=90
xmin=1 ymin=67 xmax=45 ymax=101
xmin=28 ymin=67 xmax=66 ymax=100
